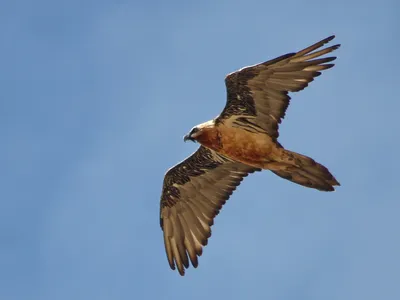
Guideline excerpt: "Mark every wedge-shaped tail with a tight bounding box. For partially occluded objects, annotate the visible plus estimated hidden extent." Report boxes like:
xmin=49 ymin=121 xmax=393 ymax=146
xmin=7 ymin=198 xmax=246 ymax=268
xmin=272 ymin=150 xmax=340 ymax=191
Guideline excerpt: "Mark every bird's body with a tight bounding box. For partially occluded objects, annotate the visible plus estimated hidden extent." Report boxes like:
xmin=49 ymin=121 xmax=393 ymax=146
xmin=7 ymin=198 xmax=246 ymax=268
xmin=159 ymin=35 xmax=341 ymax=276
xmin=190 ymin=118 xmax=339 ymax=190
xmin=195 ymin=120 xmax=282 ymax=168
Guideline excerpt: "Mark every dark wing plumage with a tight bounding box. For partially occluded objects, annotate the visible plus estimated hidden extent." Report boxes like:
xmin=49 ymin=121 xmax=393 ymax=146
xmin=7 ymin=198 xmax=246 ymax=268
xmin=160 ymin=146 xmax=260 ymax=275
xmin=218 ymin=35 xmax=340 ymax=141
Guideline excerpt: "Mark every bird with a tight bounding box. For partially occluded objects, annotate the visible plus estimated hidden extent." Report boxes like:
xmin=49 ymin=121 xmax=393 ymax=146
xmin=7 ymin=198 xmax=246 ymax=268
xmin=159 ymin=35 xmax=341 ymax=276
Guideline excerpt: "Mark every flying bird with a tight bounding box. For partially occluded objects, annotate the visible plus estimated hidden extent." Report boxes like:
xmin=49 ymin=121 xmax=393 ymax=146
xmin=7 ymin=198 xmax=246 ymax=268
xmin=159 ymin=35 xmax=341 ymax=276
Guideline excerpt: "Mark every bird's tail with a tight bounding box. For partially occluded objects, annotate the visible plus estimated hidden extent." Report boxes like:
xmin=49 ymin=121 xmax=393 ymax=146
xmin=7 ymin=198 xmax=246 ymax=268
xmin=271 ymin=150 xmax=340 ymax=192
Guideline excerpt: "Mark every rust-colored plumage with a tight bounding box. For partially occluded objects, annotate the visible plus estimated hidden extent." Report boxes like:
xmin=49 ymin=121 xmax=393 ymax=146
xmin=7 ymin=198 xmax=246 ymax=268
xmin=160 ymin=35 xmax=341 ymax=275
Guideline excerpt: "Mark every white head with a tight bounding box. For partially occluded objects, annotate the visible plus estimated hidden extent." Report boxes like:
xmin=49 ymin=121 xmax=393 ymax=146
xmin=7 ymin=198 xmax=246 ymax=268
xmin=183 ymin=120 xmax=215 ymax=142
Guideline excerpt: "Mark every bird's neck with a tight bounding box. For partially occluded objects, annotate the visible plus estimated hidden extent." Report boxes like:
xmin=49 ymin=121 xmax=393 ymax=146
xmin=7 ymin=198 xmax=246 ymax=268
xmin=196 ymin=126 xmax=222 ymax=151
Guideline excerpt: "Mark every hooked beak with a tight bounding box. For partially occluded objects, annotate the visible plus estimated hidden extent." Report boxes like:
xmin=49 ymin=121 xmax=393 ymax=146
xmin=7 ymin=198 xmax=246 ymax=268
xmin=183 ymin=134 xmax=194 ymax=142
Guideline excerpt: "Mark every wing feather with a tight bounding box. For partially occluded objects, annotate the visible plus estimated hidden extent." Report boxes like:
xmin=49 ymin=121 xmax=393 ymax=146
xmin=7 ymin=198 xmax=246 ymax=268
xmin=160 ymin=146 xmax=260 ymax=275
xmin=163 ymin=216 xmax=176 ymax=270
xmin=219 ymin=35 xmax=340 ymax=141
xmin=179 ymin=214 xmax=199 ymax=267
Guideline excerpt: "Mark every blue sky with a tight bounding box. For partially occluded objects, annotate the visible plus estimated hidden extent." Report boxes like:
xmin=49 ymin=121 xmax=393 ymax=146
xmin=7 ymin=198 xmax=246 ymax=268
xmin=1 ymin=0 xmax=399 ymax=299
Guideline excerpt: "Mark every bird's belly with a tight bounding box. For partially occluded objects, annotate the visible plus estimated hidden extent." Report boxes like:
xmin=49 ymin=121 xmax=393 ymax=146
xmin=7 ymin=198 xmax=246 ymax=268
xmin=219 ymin=128 xmax=279 ymax=167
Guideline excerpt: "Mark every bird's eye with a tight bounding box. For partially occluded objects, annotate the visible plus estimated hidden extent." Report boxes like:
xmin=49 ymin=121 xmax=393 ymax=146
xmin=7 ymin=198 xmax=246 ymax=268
xmin=191 ymin=127 xmax=199 ymax=134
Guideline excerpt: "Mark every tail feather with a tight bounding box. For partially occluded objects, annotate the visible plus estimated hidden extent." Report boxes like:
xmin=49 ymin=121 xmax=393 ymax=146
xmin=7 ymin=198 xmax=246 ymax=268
xmin=272 ymin=150 xmax=340 ymax=191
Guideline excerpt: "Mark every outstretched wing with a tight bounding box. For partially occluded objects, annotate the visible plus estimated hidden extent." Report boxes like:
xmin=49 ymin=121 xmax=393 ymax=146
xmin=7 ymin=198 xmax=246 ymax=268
xmin=160 ymin=146 xmax=260 ymax=275
xmin=218 ymin=35 xmax=340 ymax=141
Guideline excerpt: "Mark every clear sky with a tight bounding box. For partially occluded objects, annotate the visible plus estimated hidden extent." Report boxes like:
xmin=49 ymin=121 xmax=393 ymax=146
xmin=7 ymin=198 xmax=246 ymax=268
xmin=1 ymin=0 xmax=399 ymax=299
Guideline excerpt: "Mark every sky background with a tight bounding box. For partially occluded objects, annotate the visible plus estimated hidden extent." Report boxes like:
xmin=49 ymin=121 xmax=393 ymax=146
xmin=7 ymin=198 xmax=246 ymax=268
xmin=1 ymin=0 xmax=399 ymax=299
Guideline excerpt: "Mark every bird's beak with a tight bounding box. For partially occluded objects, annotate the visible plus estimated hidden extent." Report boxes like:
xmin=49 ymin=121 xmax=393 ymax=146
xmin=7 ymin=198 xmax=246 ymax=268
xmin=183 ymin=134 xmax=193 ymax=142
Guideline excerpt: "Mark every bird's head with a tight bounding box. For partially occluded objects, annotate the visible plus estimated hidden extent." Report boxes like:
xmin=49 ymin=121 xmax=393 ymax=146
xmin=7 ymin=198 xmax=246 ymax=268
xmin=183 ymin=126 xmax=201 ymax=143
xmin=183 ymin=120 xmax=215 ymax=143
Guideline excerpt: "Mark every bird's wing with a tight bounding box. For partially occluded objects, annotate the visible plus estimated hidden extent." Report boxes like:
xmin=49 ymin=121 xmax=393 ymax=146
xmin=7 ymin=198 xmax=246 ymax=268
xmin=218 ymin=35 xmax=340 ymax=141
xmin=160 ymin=146 xmax=260 ymax=275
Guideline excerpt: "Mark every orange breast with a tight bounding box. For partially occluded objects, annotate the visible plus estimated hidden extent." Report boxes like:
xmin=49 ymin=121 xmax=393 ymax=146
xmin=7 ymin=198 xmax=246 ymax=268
xmin=221 ymin=128 xmax=273 ymax=161
xmin=195 ymin=127 xmax=221 ymax=151
xmin=197 ymin=124 xmax=281 ymax=168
